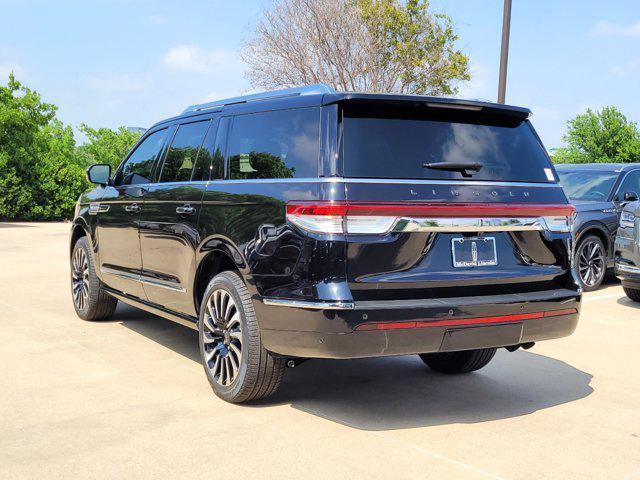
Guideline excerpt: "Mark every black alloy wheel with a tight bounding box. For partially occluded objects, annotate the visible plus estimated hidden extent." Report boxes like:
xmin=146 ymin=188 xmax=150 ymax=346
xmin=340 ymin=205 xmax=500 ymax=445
xmin=70 ymin=237 xmax=117 ymax=320
xmin=575 ymin=235 xmax=606 ymax=292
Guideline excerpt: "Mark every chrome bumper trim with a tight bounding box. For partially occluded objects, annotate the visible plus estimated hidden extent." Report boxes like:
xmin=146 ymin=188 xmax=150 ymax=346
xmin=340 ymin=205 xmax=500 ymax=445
xmin=615 ymin=263 xmax=640 ymax=274
xmin=392 ymin=217 xmax=547 ymax=232
xmin=262 ymin=298 xmax=355 ymax=310
xmin=100 ymin=267 xmax=186 ymax=292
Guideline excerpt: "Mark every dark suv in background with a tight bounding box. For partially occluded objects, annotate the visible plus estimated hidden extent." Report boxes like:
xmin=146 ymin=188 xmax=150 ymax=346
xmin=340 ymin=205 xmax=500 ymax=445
xmin=71 ymin=85 xmax=581 ymax=403
xmin=615 ymin=200 xmax=640 ymax=301
xmin=555 ymin=164 xmax=640 ymax=291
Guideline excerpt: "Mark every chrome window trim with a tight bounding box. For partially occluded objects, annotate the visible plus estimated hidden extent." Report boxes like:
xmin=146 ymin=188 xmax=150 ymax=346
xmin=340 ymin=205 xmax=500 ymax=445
xmin=119 ymin=178 xmax=561 ymax=188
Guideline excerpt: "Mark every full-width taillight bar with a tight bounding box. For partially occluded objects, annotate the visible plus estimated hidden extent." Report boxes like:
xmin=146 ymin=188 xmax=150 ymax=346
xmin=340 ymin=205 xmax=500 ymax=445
xmin=285 ymin=201 xmax=575 ymax=234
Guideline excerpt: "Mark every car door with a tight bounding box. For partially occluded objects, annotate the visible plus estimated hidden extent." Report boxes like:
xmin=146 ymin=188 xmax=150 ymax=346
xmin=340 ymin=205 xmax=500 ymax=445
xmin=613 ymin=170 xmax=640 ymax=206
xmin=138 ymin=118 xmax=215 ymax=315
xmin=96 ymin=128 xmax=170 ymax=299
xmin=612 ymin=170 xmax=640 ymax=231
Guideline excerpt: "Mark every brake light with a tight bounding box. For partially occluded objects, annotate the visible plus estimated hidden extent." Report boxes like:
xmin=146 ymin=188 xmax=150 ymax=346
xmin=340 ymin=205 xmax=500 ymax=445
xmin=286 ymin=202 xmax=576 ymax=234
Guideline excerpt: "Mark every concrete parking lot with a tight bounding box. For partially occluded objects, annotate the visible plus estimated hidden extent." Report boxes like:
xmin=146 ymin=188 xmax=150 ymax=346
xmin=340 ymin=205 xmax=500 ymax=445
xmin=1 ymin=222 xmax=638 ymax=479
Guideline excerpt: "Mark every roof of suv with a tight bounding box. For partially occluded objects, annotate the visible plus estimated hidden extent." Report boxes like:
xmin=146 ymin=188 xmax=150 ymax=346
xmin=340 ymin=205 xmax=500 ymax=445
xmin=150 ymin=84 xmax=533 ymax=130
xmin=554 ymin=163 xmax=640 ymax=172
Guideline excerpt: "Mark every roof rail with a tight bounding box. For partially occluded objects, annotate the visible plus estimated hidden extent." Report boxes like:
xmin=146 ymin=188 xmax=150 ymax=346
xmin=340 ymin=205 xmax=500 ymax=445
xmin=182 ymin=84 xmax=336 ymax=114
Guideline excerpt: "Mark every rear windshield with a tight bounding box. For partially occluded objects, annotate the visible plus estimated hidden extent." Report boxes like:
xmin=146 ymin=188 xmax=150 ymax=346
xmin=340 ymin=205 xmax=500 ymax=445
xmin=556 ymin=170 xmax=618 ymax=201
xmin=342 ymin=105 xmax=554 ymax=182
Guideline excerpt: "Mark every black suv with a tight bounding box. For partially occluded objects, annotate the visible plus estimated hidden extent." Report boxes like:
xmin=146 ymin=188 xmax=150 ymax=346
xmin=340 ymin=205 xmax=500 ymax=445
xmin=615 ymin=200 xmax=640 ymax=301
xmin=71 ymin=85 xmax=581 ymax=403
xmin=555 ymin=164 xmax=640 ymax=291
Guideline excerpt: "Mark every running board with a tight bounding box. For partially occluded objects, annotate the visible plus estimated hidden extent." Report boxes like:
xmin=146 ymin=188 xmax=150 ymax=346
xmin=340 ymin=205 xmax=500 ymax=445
xmin=102 ymin=286 xmax=198 ymax=331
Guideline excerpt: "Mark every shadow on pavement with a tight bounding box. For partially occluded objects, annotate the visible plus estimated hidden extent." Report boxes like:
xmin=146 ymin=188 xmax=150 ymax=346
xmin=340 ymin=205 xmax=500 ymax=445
xmin=113 ymin=303 xmax=200 ymax=362
xmin=0 ymin=223 xmax=34 ymax=228
xmin=617 ymin=296 xmax=640 ymax=309
xmin=114 ymin=303 xmax=593 ymax=432
xmin=272 ymin=352 xmax=593 ymax=430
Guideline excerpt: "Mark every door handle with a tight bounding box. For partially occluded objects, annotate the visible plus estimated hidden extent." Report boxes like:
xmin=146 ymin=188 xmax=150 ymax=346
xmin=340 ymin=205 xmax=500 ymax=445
xmin=176 ymin=204 xmax=196 ymax=216
xmin=124 ymin=203 xmax=141 ymax=214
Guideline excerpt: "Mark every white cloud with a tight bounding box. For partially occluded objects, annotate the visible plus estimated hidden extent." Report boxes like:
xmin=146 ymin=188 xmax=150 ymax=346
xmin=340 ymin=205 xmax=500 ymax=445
xmin=162 ymin=44 xmax=240 ymax=74
xmin=147 ymin=14 xmax=168 ymax=25
xmin=590 ymin=20 xmax=640 ymax=37
xmin=612 ymin=58 xmax=640 ymax=78
xmin=86 ymin=73 xmax=152 ymax=93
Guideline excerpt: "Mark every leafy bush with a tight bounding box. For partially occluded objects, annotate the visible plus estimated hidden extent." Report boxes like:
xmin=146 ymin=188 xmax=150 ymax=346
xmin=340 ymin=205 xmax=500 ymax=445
xmin=552 ymin=106 xmax=640 ymax=164
xmin=0 ymin=75 xmax=140 ymax=220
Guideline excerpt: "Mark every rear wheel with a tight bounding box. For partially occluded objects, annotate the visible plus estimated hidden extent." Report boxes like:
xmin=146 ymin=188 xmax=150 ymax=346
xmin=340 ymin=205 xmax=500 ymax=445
xmin=419 ymin=348 xmax=497 ymax=374
xmin=198 ymin=271 xmax=285 ymax=403
xmin=71 ymin=237 xmax=117 ymax=320
xmin=575 ymin=235 xmax=606 ymax=292
xmin=623 ymin=287 xmax=640 ymax=302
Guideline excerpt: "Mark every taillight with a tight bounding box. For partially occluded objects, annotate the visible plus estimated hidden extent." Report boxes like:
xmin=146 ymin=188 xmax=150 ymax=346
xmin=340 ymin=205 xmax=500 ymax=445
xmin=285 ymin=202 xmax=396 ymax=234
xmin=286 ymin=202 xmax=576 ymax=234
xmin=542 ymin=215 xmax=573 ymax=232
xmin=285 ymin=203 xmax=348 ymax=234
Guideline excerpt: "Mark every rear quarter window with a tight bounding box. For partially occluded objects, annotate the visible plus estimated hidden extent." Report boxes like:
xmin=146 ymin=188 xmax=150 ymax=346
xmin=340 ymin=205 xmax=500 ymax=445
xmin=159 ymin=120 xmax=210 ymax=183
xmin=342 ymin=105 xmax=554 ymax=183
xmin=227 ymin=107 xmax=320 ymax=179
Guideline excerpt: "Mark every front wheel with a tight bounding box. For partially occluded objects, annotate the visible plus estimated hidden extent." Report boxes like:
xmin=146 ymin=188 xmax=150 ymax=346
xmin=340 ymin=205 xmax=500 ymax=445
xmin=419 ymin=348 xmax=497 ymax=374
xmin=574 ymin=235 xmax=606 ymax=292
xmin=71 ymin=237 xmax=117 ymax=320
xmin=623 ymin=287 xmax=640 ymax=302
xmin=198 ymin=271 xmax=285 ymax=403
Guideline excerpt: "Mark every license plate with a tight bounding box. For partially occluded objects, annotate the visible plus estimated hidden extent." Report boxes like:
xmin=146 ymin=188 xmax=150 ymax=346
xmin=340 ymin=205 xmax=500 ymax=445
xmin=451 ymin=237 xmax=497 ymax=267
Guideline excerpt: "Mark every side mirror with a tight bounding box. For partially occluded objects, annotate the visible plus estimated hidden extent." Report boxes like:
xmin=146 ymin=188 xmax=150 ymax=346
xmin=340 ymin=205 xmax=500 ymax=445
xmin=624 ymin=191 xmax=638 ymax=202
xmin=86 ymin=164 xmax=111 ymax=186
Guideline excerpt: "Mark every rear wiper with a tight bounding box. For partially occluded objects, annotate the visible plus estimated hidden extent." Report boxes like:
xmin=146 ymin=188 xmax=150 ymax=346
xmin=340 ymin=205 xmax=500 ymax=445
xmin=422 ymin=161 xmax=483 ymax=178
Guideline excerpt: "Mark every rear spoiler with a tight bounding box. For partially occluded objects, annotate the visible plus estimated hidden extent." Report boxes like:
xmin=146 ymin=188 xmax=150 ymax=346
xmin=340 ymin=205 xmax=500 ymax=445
xmin=322 ymin=93 xmax=532 ymax=121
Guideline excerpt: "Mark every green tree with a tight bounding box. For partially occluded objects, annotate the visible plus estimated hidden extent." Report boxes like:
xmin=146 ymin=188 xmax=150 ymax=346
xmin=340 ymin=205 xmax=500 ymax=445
xmin=31 ymin=121 xmax=88 ymax=219
xmin=0 ymin=73 xmax=67 ymax=219
xmin=78 ymin=124 xmax=141 ymax=171
xmin=552 ymin=106 xmax=640 ymax=164
xmin=241 ymin=0 xmax=470 ymax=95
xmin=0 ymin=74 xmax=142 ymax=220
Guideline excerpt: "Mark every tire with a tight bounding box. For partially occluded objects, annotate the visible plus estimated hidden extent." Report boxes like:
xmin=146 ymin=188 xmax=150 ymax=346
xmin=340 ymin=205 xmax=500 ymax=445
xmin=623 ymin=287 xmax=640 ymax=302
xmin=198 ymin=271 xmax=285 ymax=403
xmin=71 ymin=236 xmax=117 ymax=321
xmin=574 ymin=235 xmax=607 ymax=292
xmin=419 ymin=348 xmax=497 ymax=374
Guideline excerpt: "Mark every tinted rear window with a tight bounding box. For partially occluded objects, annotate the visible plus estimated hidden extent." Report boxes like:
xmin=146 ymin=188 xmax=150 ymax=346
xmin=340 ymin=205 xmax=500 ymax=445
xmin=227 ymin=107 xmax=320 ymax=179
xmin=342 ymin=106 xmax=554 ymax=182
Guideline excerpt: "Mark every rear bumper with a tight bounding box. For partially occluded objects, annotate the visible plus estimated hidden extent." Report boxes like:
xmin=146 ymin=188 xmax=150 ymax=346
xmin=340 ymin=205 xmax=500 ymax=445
xmin=256 ymin=289 xmax=581 ymax=359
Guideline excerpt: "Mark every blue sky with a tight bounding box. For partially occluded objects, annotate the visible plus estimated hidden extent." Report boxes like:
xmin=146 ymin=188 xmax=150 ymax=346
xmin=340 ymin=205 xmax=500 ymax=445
xmin=1 ymin=0 xmax=639 ymax=148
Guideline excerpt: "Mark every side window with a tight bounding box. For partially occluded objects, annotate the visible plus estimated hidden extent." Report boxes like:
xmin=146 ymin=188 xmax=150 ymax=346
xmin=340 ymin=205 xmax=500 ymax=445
xmin=227 ymin=108 xmax=320 ymax=179
xmin=115 ymin=129 xmax=168 ymax=186
xmin=193 ymin=118 xmax=227 ymax=181
xmin=158 ymin=121 xmax=210 ymax=183
xmin=615 ymin=171 xmax=640 ymax=200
